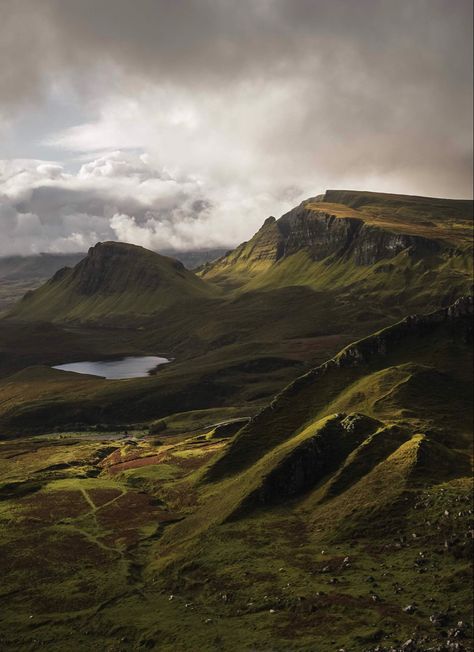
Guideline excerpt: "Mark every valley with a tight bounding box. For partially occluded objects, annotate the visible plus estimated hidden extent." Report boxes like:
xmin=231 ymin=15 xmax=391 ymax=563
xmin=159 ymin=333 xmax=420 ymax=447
xmin=0 ymin=190 xmax=472 ymax=651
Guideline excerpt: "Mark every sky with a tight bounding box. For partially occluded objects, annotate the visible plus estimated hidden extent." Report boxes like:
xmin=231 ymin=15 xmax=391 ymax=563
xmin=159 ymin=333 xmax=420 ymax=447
xmin=0 ymin=0 xmax=472 ymax=256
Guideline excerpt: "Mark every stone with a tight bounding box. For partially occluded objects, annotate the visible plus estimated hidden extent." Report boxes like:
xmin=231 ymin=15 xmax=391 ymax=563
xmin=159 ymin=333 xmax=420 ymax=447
xmin=429 ymin=613 xmax=448 ymax=626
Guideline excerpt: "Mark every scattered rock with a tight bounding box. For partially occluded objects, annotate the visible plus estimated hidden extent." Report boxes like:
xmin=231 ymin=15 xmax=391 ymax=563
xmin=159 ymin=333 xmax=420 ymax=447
xmin=430 ymin=612 xmax=448 ymax=626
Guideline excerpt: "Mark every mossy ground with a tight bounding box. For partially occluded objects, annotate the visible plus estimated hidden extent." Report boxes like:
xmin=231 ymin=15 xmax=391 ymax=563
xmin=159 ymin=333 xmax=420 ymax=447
xmin=0 ymin=415 xmax=472 ymax=652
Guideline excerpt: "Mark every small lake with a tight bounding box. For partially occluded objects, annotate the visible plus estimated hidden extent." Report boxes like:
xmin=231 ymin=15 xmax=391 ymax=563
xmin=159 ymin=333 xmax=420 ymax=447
xmin=52 ymin=355 xmax=170 ymax=380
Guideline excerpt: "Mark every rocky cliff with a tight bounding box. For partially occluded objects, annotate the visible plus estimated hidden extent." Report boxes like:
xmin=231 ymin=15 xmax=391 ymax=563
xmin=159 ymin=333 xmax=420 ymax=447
xmin=200 ymin=189 xmax=472 ymax=284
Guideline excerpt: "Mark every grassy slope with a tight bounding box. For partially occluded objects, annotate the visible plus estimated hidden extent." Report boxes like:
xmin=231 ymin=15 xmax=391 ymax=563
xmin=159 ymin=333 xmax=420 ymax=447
xmin=0 ymin=193 xmax=471 ymax=649
xmin=8 ymin=242 xmax=219 ymax=324
xmin=205 ymin=299 xmax=472 ymax=482
xmin=1 ymin=192 xmax=471 ymax=436
xmin=0 ymin=299 xmax=471 ymax=651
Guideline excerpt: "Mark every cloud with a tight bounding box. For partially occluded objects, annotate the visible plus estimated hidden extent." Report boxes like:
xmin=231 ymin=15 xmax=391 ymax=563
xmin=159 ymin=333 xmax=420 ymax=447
xmin=0 ymin=151 xmax=294 ymax=255
xmin=0 ymin=1 xmax=472 ymax=256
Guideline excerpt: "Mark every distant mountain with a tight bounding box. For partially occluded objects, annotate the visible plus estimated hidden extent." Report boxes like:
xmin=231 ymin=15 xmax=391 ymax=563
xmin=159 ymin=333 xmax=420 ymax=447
xmin=0 ymin=252 xmax=86 ymax=314
xmin=8 ymin=241 xmax=218 ymax=324
xmin=0 ymin=253 xmax=86 ymax=281
xmin=0 ymin=248 xmax=228 ymax=315
xmin=3 ymin=190 xmax=473 ymax=426
xmin=159 ymin=247 xmax=228 ymax=269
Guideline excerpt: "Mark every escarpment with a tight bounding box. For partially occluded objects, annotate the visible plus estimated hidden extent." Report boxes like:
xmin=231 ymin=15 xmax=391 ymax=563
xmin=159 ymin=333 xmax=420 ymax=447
xmin=200 ymin=189 xmax=472 ymax=286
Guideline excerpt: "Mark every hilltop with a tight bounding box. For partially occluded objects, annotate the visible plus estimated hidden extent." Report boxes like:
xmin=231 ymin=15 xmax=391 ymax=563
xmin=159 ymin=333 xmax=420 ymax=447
xmin=8 ymin=241 xmax=218 ymax=324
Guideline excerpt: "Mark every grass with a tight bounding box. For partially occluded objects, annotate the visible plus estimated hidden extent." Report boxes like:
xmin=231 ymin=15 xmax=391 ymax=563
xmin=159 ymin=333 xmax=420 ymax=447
xmin=1 ymin=190 xmax=471 ymax=438
xmin=320 ymin=189 xmax=473 ymax=247
xmin=0 ymin=299 xmax=472 ymax=649
xmin=201 ymin=190 xmax=473 ymax=291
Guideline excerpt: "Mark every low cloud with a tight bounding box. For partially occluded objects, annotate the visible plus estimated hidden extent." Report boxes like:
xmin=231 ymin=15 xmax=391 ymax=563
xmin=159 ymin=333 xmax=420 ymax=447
xmin=0 ymin=151 xmax=297 ymax=255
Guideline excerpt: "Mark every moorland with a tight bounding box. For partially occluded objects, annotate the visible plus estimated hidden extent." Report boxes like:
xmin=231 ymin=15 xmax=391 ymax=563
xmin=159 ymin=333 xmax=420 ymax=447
xmin=0 ymin=189 xmax=472 ymax=651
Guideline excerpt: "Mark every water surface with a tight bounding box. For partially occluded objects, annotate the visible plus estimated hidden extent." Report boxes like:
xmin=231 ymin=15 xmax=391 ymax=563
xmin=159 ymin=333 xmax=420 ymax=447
xmin=53 ymin=356 xmax=169 ymax=379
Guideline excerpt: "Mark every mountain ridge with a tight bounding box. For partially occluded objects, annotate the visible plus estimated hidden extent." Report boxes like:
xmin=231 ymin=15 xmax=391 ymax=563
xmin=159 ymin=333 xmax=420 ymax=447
xmin=204 ymin=295 xmax=473 ymax=483
xmin=200 ymin=189 xmax=472 ymax=288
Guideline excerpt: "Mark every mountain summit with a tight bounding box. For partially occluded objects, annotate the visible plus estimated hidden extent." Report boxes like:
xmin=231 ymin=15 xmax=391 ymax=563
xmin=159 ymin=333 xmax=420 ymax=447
xmin=9 ymin=241 xmax=217 ymax=324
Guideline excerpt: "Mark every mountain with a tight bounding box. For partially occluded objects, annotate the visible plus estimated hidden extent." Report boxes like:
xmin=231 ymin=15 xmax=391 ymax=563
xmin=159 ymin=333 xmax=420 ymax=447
xmin=8 ymin=241 xmax=218 ymax=324
xmin=0 ymin=248 xmax=227 ymax=317
xmin=200 ymin=190 xmax=472 ymax=310
xmin=2 ymin=190 xmax=472 ymax=434
xmin=205 ymin=295 xmax=473 ymax=487
xmin=8 ymin=191 xmax=473 ymax=333
xmin=0 ymin=252 xmax=86 ymax=281
xmin=0 ymin=189 xmax=472 ymax=650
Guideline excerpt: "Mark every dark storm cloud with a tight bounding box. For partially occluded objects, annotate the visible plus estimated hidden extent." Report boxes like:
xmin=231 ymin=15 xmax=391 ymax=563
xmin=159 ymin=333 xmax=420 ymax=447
xmin=1 ymin=1 xmax=471 ymax=93
xmin=0 ymin=0 xmax=472 ymax=255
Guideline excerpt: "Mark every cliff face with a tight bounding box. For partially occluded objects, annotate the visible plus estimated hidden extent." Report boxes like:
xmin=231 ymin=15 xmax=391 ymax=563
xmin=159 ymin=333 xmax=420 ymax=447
xmin=278 ymin=205 xmax=442 ymax=265
xmin=201 ymin=191 xmax=466 ymax=283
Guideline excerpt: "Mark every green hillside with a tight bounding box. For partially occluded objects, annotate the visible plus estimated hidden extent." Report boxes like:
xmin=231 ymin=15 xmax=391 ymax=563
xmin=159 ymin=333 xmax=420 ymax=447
xmin=0 ymin=297 xmax=471 ymax=651
xmin=8 ymin=241 xmax=219 ymax=324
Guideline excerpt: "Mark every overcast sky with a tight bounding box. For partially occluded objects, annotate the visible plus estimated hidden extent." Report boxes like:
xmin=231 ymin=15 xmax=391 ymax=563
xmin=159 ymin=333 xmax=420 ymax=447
xmin=0 ymin=0 xmax=472 ymax=256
